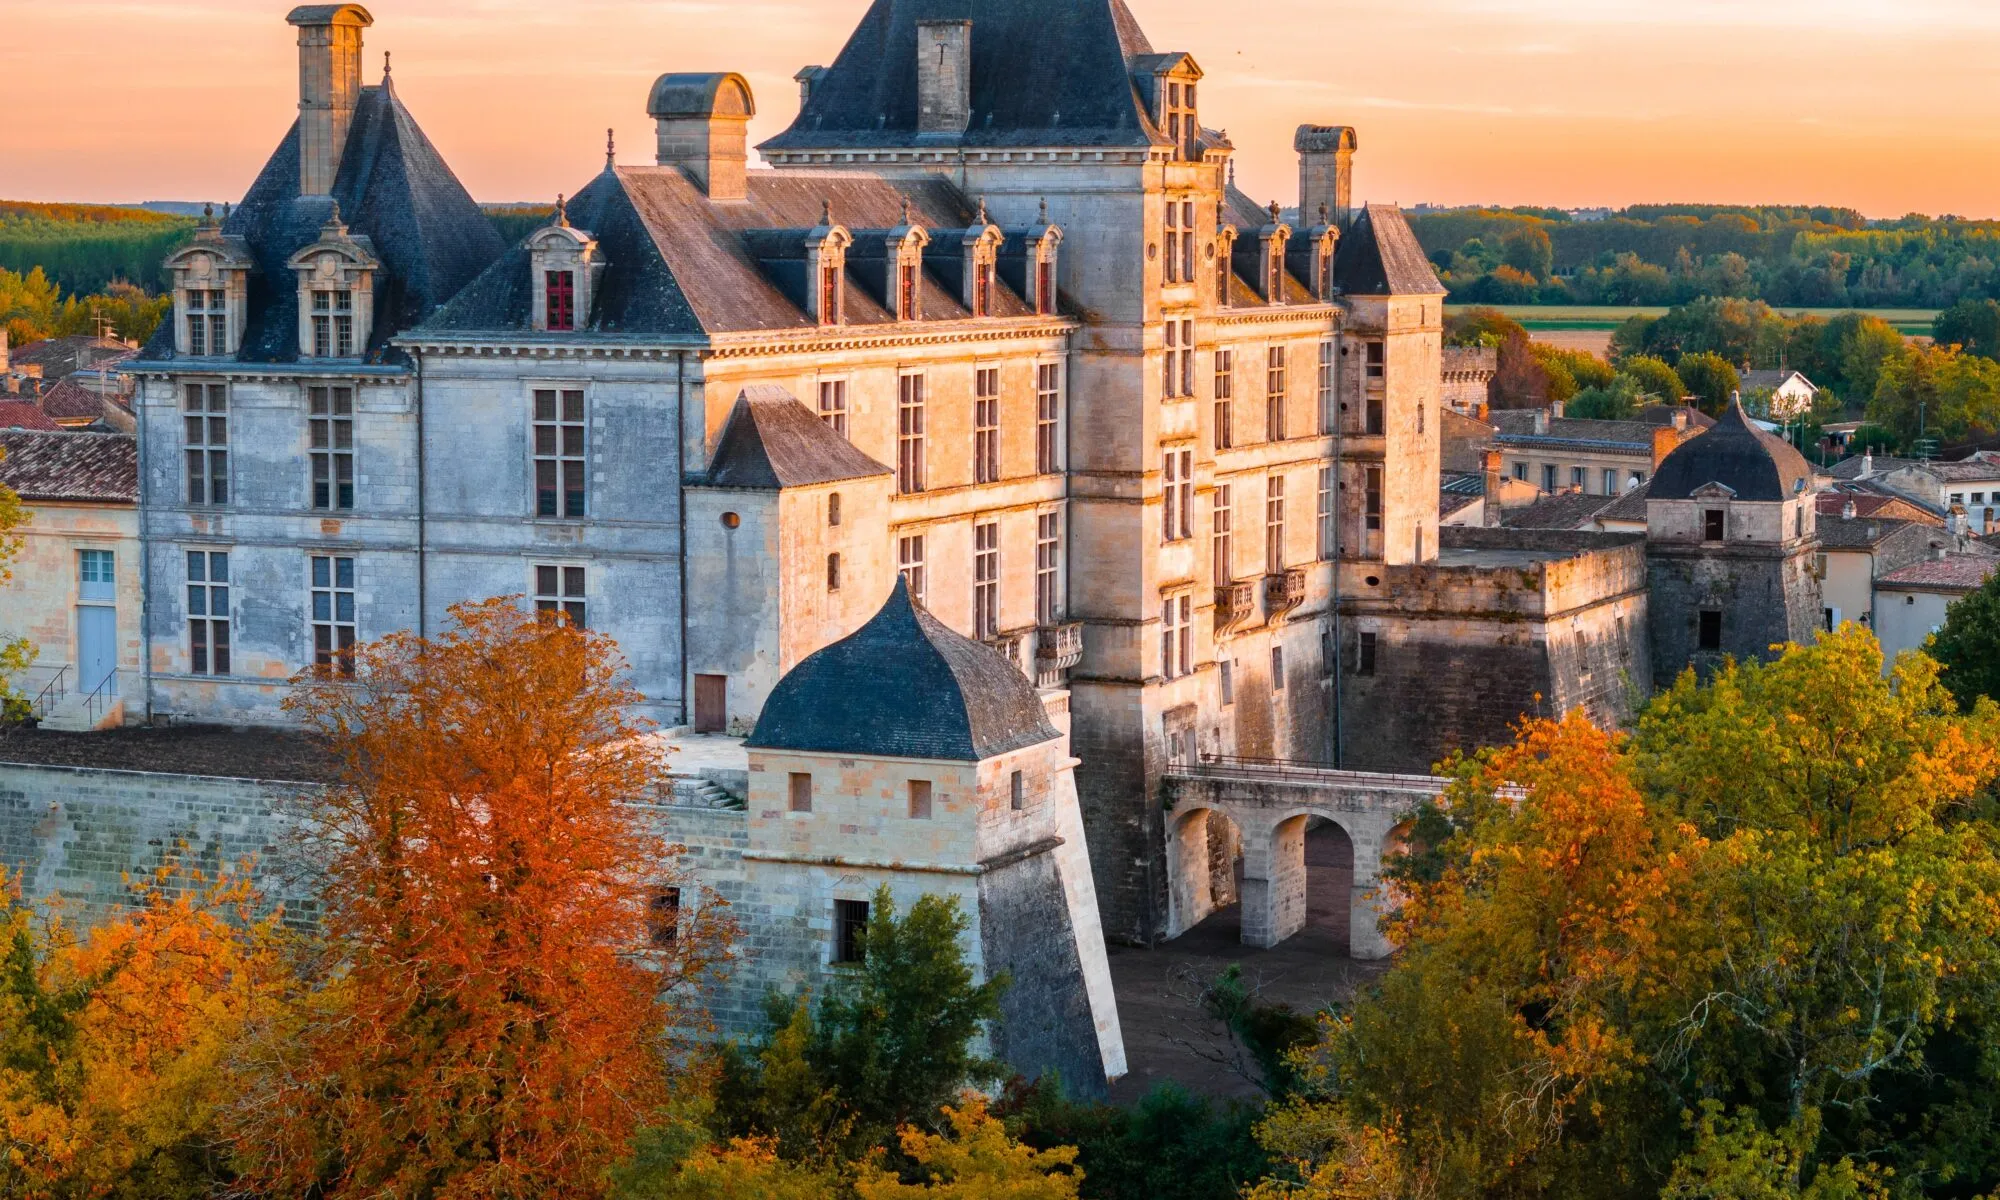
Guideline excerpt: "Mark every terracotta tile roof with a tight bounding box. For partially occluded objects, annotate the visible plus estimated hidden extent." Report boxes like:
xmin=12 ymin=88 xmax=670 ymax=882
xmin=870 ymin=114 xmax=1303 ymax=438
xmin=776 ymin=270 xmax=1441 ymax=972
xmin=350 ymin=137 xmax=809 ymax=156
xmin=1816 ymin=514 xmax=1917 ymax=550
xmin=1878 ymin=555 xmax=2000 ymax=591
xmin=36 ymin=376 xmax=107 ymax=423
xmin=1597 ymin=480 xmax=1652 ymax=523
xmin=0 ymin=401 xmax=59 ymax=432
xmin=1816 ymin=491 xmax=1941 ymax=524
xmin=1500 ymin=490 xmax=1620 ymax=530
xmin=0 ymin=430 xmax=137 ymax=502
xmin=7 ymin=335 xmax=135 ymax=380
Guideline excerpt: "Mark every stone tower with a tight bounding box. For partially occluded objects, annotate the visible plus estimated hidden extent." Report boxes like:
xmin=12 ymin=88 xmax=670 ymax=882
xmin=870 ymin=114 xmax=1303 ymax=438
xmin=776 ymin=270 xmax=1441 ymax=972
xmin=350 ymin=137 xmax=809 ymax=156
xmin=1645 ymin=399 xmax=1821 ymax=680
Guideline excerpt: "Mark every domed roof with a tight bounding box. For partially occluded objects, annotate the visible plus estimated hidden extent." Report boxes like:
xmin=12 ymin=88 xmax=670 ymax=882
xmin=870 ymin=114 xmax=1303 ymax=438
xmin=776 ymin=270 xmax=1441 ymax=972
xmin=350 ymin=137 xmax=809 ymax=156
xmin=745 ymin=578 xmax=1060 ymax=762
xmin=1648 ymin=398 xmax=1812 ymax=502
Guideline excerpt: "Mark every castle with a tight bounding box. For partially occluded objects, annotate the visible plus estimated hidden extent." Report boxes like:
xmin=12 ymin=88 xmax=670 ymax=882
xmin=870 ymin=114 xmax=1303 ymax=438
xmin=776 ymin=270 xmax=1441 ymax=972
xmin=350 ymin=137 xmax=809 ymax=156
xmin=4 ymin=0 xmax=1828 ymax=1097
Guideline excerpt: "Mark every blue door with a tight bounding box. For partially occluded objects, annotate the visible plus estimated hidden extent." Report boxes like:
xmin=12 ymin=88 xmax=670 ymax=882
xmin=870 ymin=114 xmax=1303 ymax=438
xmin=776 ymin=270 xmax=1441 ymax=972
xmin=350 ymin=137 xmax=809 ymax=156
xmin=77 ymin=605 xmax=116 ymax=695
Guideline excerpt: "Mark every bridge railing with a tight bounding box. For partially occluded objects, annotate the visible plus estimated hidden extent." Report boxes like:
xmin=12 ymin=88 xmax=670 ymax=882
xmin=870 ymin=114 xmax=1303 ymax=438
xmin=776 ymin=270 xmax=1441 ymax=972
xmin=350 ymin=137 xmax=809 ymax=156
xmin=1179 ymin=753 xmax=1452 ymax=793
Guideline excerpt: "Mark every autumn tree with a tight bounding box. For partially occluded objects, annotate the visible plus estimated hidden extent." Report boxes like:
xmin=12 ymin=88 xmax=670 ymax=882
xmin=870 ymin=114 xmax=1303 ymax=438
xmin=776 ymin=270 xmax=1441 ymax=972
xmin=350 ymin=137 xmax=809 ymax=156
xmin=227 ymin=597 xmax=728 ymax=1199
xmin=0 ymin=448 xmax=29 ymax=722
xmin=855 ymin=1096 xmax=1083 ymax=1200
xmin=0 ymin=863 xmax=287 ymax=1200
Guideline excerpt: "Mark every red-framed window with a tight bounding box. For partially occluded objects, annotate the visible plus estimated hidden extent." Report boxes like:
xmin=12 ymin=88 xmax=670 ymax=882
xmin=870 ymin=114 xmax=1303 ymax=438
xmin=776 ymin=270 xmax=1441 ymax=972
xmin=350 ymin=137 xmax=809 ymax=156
xmin=545 ymin=270 xmax=575 ymax=331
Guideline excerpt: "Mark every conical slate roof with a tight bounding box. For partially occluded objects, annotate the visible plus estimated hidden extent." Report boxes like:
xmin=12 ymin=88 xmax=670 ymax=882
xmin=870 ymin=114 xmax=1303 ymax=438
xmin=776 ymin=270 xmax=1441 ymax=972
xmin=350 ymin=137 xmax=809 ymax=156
xmin=1649 ymin=397 xmax=1812 ymax=502
xmin=746 ymin=577 xmax=1059 ymax=761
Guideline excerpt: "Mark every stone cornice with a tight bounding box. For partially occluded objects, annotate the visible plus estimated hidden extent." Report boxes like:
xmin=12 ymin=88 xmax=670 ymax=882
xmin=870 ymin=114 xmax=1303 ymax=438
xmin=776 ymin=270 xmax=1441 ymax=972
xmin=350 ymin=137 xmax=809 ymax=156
xmin=705 ymin=317 xmax=1076 ymax=360
xmin=762 ymin=146 xmax=1162 ymax=168
xmin=393 ymin=339 xmax=697 ymax=361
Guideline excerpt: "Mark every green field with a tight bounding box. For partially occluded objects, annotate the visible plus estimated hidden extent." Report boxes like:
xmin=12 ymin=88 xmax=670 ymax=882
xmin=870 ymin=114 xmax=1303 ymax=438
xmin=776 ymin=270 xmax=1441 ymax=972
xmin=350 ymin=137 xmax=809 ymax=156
xmin=1446 ymin=304 xmax=1941 ymax=336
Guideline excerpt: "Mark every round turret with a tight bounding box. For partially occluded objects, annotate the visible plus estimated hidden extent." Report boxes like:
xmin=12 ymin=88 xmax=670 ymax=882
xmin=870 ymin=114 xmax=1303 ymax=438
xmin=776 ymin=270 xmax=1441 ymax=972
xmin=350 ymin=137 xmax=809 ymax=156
xmin=1649 ymin=398 xmax=1811 ymax=502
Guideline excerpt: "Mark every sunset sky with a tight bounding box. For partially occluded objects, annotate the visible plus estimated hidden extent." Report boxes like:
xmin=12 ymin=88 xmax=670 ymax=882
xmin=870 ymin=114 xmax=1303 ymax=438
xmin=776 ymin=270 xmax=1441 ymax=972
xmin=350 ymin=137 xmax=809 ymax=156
xmin=5 ymin=0 xmax=2000 ymax=218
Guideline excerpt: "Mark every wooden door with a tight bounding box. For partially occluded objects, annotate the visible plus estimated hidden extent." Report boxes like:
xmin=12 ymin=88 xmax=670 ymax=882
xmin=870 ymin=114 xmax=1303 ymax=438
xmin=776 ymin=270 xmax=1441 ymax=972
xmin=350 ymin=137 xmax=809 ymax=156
xmin=693 ymin=674 xmax=727 ymax=734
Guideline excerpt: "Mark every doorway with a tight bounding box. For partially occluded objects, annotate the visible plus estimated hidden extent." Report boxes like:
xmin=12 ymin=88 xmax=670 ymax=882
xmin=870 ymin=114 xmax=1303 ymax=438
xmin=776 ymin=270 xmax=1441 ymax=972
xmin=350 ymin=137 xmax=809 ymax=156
xmin=693 ymin=674 xmax=727 ymax=734
xmin=77 ymin=605 xmax=116 ymax=696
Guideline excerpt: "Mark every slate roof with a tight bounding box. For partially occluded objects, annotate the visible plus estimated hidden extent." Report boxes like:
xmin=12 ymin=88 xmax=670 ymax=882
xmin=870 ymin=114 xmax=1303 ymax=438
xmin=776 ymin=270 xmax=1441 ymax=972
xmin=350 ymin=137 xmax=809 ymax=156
xmin=1597 ymin=480 xmax=1652 ymax=524
xmin=705 ymin=386 xmax=894 ymax=488
xmin=1816 ymin=513 xmax=1918 ymax=550
xmin=1649 ymin=399 xmax=1812 ymax=502
xmin=1500 ymin=490 xmax=1621 ymax=531
xmin=1927 ymin=457 xmax=2000 ymax=483
xmin=1491 ymin=409 xmax=1659 ymax=454
xmin=0 ymin=430 xmax=137 ymax=502
xmin=139 ymin=77 xmax=503 ymax=367
xmin=1635 ymin=403 xmax=1714 ymax=430
xmin=6 ymin=336 xmax=135 ymax=381
xmin=423 ymin=167 xmax=1044 ymax=337
xmin=0 ymin=402 xmax=58 ymax=432
xmin=760 ymin=0 xmax=1167 ymax=152
xmin=1332 ymin=204 xmax=1445 ymax=297
xmin=1879 ymin=555 xmax=2000 ymax=592
xmin=746 ymin=576 xmax=1060 ymax=762
xmin=1816 ymin=491 xmax=1941 ymax=525
xmin=1825 ymin=454 xmax=1922 ymax=481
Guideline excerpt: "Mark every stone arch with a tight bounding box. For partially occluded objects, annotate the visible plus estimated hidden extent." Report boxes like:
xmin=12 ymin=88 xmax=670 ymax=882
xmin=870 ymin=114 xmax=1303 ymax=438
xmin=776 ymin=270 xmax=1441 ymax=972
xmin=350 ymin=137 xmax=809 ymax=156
xmin=1302 ymin=816 xmax=1355 ymax=953
xmin=1166 ymin=805 xmax=1243 ymax=938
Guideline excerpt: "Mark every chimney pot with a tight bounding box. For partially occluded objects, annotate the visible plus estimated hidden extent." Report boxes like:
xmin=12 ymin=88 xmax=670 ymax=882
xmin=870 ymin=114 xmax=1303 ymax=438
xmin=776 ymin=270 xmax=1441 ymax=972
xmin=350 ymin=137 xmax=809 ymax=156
xmin=287 ymin=4 xmax=374 ymax=197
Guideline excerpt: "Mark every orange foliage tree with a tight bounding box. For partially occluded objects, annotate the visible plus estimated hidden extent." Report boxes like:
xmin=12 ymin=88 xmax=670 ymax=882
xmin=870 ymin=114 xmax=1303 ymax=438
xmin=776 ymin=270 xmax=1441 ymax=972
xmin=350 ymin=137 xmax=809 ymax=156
xmin=226 ymin=598 xmax=728 ymax=1199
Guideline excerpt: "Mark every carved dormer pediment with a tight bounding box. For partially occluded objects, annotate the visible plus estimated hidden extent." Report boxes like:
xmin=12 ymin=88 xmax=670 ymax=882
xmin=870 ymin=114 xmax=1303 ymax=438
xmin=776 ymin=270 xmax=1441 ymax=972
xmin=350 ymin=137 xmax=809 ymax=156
xmin=528 ymin=197 xmax=606 ymax=332
xmin=805 ymin=204 xmax=854 ymax=326
xmin=1001 ymin=199 xmax=1062 ymax=316
xmin=882 ymin=216 xmax=931 ymax=322
xmin=1289 ymin=203 xmax=1340 ymax=301
xmin=1690 ymin=482 xmax=1739 ymax=501
xmin=1255 ymin=202 xmax=1292 ymax=305
xmin=286 ymin=204 xmax=379 ymax=359
xmin=165 ymin=205 xmax=255 ymax=357
xmin=961 ymin=201 xmax=1004 ymax=317
xmin=1131 ymin=52 xmax=1204 ymax=160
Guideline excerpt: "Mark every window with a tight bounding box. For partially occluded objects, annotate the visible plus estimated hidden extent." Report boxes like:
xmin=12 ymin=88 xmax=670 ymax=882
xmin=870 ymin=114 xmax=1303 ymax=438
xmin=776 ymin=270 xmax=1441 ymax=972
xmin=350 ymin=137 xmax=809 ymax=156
xmin=1036 ymin=255 xmax=1055 ymax=314
xmin=827 ymin=552 xmax=841 ymax=591
xmin=1365 ymin=389 xmax=1383 ymax=436
xmin=818 ymin=262 xmax=842 ymax=325
xmin=545 ymin=270 xmax=576 ymax=331
xmin=1364 ymin=466 xmax=1383 ymax=532
xmin=1035 ymin=512 xmax=1061 ymax=623
xmin=1266 ymin=475 xmax=1286 ymax=573
xmin=1512 ymin=462 xmax=1528 ymax=482
xmin=1272 ymin=645 xmax=1286 ymax=690
xmin=1317 ymin=466 xmax=1335 ymax=560
xmin=648 ymin=887 xmax=681 ymax=948
xmin=899 ymin=260 xmax=921 ymax=321
xmin=1163 ymin=317 xmax=1194 ymax=398
xmin=1795 ymin=506 xmax=1803 ymax=538
xmin=897 ymin=373 xmax=927 ymax=493
xmin=789 ymin=772 xmax=813 ymax=813
xmin=974 ymin=521 xmax=1000 ymax=639
xmin=186 ymin=550 xmax=229 ymax=676
xmin=1603 ymin=468 xmax=1617 ymax=495
xmin=1704 ymin=509 xmax=1726 ymax=541
xmin=1358 ymin=630 xmax=1377 ymax=676
xmin=1571 ymin=466 xmax=1586 ymax=490
xmin=1036 ymin=363 xmax=1062 ymax=473
xmin=1161 ymin=592 xmax=1192 ymax=679
xmin=534 ymin=564 xmax=586 ymax=627
xmin=1364 ymin=340 xmax=1384 ymax=379
xmin=974 ymin=367 xmax=1000 ymax=484
xmin=1216 ymin=235 xmax=1233 ymax=303
xmin=1213 ymin=348 xmax=1235 ymax=449
xmin=1540 ymin=464 xmax=1557 ymax=492
xmin=973 ymin=258 xmax=994 ymax=317
xmin=818 ymin=379 xmax=848 ymax=438
xmin=1164 ymin=198 xmax=1195 ymax=284
xmin=834 ymin=898 xmax=870 ymax=964
xmin=1010 ymin=770 xmax=1025 ymax=811
xmin=79 ymin=550 xmax=114 ymax=601
xmin=828 ymin=493 xmax=841 ymax=526
xmin=908 ymin=779 xmax=933 ymax=820
xmin=1266 ymin=346 xmax=1288 ymax=440
xmin=1212 ymin=484 xmax=1234 ymax=582
xmin=899 ymin=534 xmax=926 ymax=605
xmin=309 ymin=554 xmax=356 ymax=676
xmin=533 ymin=388 xmax=586 ymax=518
xmin=1318 ymin=339 xmax=1336 ymax=434
xmin=310 ymin=289 xmax=354 ymax=357
xmin=182 ymin=383 xmax=228 ymax=506
xmin=1698 ymin=609 xmax=1723 ymax=650
xmin=1163 ymin=447 xmax=1193 ymax=541
xmin=1163 ymin=79 xmax=1199 ymax=159
xmin=1219 ymin=659 xmax=1234 ymax=705
xmin=308 ymin=385 xmax=354 ymax=511
xmin=185 ymin=289 xmax=226 ymax=356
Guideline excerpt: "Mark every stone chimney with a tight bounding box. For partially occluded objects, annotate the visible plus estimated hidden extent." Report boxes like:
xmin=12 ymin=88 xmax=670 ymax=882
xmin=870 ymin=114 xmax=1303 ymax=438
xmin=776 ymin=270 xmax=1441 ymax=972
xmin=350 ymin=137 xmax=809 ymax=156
xmin=1672 ymin=408 xmax=1689 ymax=431
xmin=916 ymin=21 xmax=973 ymax=135
xmin=648 ymin=73 xmax=756 ymax=202
xmin=1549 ymin=399 xmax=1565 ymax=420
xmin=288 ymin=5 xmax=373 ymax=197
xmin=1651 ymin=426 xmax=1679 ymax=468
xmin=1294 ymin=125 xmax=1358 ymax=229
xmin=1861 ymin=450 xmax=1874 ymax=478
xmin=1483 ymin=448 xmax=1504 ymax=528
xmin=1842 ymin=499 xmax=1857 ymax=520
xmin=1533 ymin=409 xmax=1549 ymax=435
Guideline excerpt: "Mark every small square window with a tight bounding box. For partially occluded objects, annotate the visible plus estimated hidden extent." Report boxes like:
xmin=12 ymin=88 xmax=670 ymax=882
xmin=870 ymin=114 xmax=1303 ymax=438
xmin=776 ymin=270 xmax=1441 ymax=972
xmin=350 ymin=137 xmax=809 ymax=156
xmin=908 ymin=779 xmax=933 ymax=820
xmin=834 ymin=898 xmax=870 ymax=964
xmin=789 ymin=772 xmax=812 ymax=813
xmin=1009 ymin=770 xmax=1024 ymax=811
xmin=1698 ymin=609 xmax=1723 ymax=650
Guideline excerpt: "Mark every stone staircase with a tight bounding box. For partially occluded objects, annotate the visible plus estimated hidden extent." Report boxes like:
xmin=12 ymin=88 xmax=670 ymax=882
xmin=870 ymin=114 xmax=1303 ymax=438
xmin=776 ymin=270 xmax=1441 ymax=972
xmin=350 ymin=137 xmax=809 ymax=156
xmin=667 ymin=773 xmax=745 ymax=810
xmin=32 ymin=667 xmax=123 ymax=732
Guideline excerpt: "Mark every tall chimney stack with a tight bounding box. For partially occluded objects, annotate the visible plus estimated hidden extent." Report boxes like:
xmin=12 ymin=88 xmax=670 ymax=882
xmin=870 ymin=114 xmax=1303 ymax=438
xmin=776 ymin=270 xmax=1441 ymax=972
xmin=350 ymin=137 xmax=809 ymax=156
xmin=1295 ymin=125 xmax=1357 ymax=229
xmin=916 ymin=20 xmax=973 ymax=135
xmin=648 ymin=73 xmax=756 ymax=202
xmin=288 ymin=5 xmax=373 ymax=197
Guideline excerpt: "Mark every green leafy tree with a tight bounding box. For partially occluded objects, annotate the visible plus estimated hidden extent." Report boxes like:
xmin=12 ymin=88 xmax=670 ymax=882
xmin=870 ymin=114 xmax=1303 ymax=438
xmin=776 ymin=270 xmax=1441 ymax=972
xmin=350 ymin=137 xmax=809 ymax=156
xmin=1674 ymin=349 xmax=1742 ymax=413
xmin=1619 ymin=354 xmax=1686 ymax=404
xmin=1567 ymin=374 xmax=1644 ymax=421
xmin=1500 ymin=226 xmax=1553 ymax=280
xmin=1002 ymin=1081 xmax=1269 ymax=1200
xmin=1923 ymin=567 xmax=2000 ymax=708
xmin=1935 ymin=297 xmax=2000 ymax=360
xmin=1866 ymin=341 xmax=2000 ymax=445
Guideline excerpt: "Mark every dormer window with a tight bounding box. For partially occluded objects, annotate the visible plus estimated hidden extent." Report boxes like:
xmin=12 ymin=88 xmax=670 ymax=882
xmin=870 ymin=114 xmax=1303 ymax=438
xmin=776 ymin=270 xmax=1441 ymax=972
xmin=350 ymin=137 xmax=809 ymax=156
xmin=311 ymin=289 xmax=355 ymax=357
xmin=287 ymin=204 xmax=378 ymax=360
xmin=883 ymin=220 xmax=931 ymax=323
xmin=1216 ymin=225 xmax=1237 ymax=307
xmin=1141 ymin=56 xmax=1204 ymax=161
xmin=1163 ymin=80 xmax=1198 ymax=159
xmin=974 ymin=259 xmax=993 ymax=317
xmin=185 ymin=289 xmax=227 ymax=357
xmin=820 ymin=262 xmax=842 ymax=323
xmin=527 ymin=198 xmax=604 ymax=334
xmin=165 ymin=206 xmax=253 ymax=359
xmin=900 ymin=260 xmax=920 ymax=320
xmin=962 ymin=216 xmax=1003 ymax=319
xmin=1037 ymin=255 xmax=1055 ymax=315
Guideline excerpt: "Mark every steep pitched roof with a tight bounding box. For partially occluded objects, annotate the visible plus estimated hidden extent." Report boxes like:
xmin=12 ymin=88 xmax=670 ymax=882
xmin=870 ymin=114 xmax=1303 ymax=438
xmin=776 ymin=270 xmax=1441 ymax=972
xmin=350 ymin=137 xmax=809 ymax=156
xmin=760 ymin=0 xmax=1164 ymax=152
xmin=1649 ymin=399 xmax=1812 ymax=502
xmin=704 ymin=387 xmax=894 ymax=488
xmin=747 ymin=576 xmax=1060 ymax=761
xmin=37 ymin=377 xmax=111 ymax=424
xmin=1333 ymin=204 xmax=1445 ymax=297
xmin=0 ymin=430 xmax=136 ymax=502
xmin=140 ymin=78 xmax=503 ymax=367
xmin=0 ymin=402 xmax=58 ymax=432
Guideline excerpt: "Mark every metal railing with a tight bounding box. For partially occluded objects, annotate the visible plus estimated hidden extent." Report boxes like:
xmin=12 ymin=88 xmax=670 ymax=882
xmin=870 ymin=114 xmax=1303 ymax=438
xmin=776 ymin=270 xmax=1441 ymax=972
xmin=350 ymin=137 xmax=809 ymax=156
xmin=1185 ymin=751 xmax=1452 ymax=793
xmin=29 ymin=665 xmax=68 ymax=721
xmin=80 ymin=668 xmax=119 ymax=727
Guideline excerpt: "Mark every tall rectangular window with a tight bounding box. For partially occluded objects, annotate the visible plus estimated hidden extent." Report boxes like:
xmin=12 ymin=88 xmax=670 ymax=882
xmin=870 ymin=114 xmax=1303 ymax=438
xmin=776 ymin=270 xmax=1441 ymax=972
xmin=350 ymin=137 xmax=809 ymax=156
xmin=1358 ymin=631 xmax=1377 ymax=676
xmin=1604 ymin=468 xmax=1618 ymax=495
xmin=1317 ymin=465 xmax=1335 ymax=560
xmin=545 ymin=270 xmax=576 ymax=331
xmin=1164 ymin=199 xmax=1184 ymax=284
xmin=185 ymin=289 xmax=226 ymax=356
xmin=1272 ymin=645 xmax=1286 ymax=691
xmin=1213 ymin=348 xmax=1234 ymax=450
xmin=186 ymin=550 xmax=229 ymax=676
xmin=1161 ymin=592 xmax=1191 ymax=679
xmin=1365 ymin=466 xmax=1383 ymax=531
xmin=1571 ymin=466 xmax=1586 ymax=490
xmin=899 ymin=261 xmax=920 ymax=320
xmin=1365 ymin=389 xmax=1384 ymax=435
xmin=789 ymin=772 xmax=813 ymax=813
xmin=1212 ymin=484 xmax=1234 ymax=583
xmin=1543 ymin=463 xmax=1558 ymax=492
xmin=908 ymin=779 xmax=934 ymax=820
xmin=182 ymin=383 xmax=227 ymax=506
xmin=1162 ymin=447 xmax=1193 ymax=542
xmin=973 ymin=260 xmax=993 ymax=317
xmin=533 ymin=388 xmax=586 ymax=518
xmin=974 ymin=367 xmax=1001 ymax=484
xmin=974 ymin=521 xmax=1000 ymax=640
xmin=311 ymin=290 xmax=354 ymax=357
xmin=834 ymin=898 xmax=870 ymax=964
xmin=1698 ymin=609 xmax=1723 ymax=650
xmin=1704 ymin=509 xmax=1726 ymax=541
xmin=819 ymin=264 xmax=842 ymax=325
xmin=1036 ymin=257 xmax=1055 ymax=314
xmin=308 ymin=385 xmax=355 ymax=511
xmin=1266 ymin=346 xmax=1288 ymax=441
xmin=1163 ymin=317 xmax=1194 ymax=398
xmin=534 ymin=564 xmax=586 ymax=627
xmin=1035 ymin=512 xmax=1061 ymax=624
xmin=1365 ymin=340 xmax=1385 ymax=379
xmin=1318 ymin=339 xmax=1336 ymax=434
xmin=897 ymin=373 xmax=927 ymax=494
xmin=818 ymin=379 xmax=848 ymax=438
xmin=649 ymin=888 xmax=682 ymax=948
xmin=899 ymin=534 xmax=926 ymax=606
xmin=309 ymin=554 xmax=356 ymax=677
xmin=1266 ymin=475 xmax=1286 ymax=573
xmin=1035 ymin=363 xmax=1062 ymax=474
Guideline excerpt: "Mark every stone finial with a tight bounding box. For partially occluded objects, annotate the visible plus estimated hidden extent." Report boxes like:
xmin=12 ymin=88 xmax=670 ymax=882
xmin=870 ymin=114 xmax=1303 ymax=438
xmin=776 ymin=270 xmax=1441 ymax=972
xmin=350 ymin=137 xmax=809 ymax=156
xmin=901 ymin=196 xmax=912 ymax=226
xmin=605 ymin=127 xmax=616 ymax=170
xmin=1269 ymin=200 xmax=1282 ymax=224
xmin=327 ymin=199 xmax=343 ymax=230
xmin=1227 ymin=159 xmax=1236 ymax=186
xmin=555 ymin=194 xmax=569 ymax=228
xmin=1319 ymin=201 xmax=1330 ymax=224
xmin=1038 ymin=197 xmax=1049 ymax=224
xmin=222 ymin=201 xmax=231 ymax=221
xmin=820 ymin=198 xmax=833 ymax=227
xmin=383 ymin=50 xmax=391 ymax=78
xmin=976 ymin=197 xmax=989 ymax=226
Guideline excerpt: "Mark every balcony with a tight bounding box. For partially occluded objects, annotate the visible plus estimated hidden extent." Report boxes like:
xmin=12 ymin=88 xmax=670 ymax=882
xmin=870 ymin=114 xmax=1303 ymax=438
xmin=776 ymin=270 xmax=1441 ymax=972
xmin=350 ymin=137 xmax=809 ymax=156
xmin=1264 ymin=568 xmax=1307 ymax=619
xmin=983 ymin=629 xmax=1031 ymax=677
xmin=1214 ymin=581 xmax=1255 ymax=631
xmin=1034 ymin=622 xmax=1084 ymax=687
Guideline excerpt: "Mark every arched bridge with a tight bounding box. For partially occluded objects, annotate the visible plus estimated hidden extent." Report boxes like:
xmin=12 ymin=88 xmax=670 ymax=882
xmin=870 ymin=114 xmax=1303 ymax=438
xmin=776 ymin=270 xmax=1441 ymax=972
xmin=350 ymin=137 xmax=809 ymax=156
xmin=1162 ymin=755 xmax=1450 ymax=960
